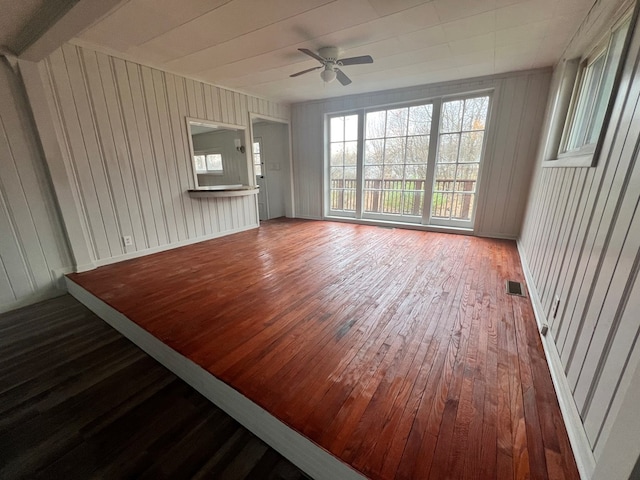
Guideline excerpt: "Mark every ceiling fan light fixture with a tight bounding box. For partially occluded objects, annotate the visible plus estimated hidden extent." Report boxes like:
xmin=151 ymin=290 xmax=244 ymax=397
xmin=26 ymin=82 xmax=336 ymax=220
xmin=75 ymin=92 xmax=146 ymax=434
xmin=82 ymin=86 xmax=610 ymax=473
xmin=320 ymin=66 xmax=337 ymax=83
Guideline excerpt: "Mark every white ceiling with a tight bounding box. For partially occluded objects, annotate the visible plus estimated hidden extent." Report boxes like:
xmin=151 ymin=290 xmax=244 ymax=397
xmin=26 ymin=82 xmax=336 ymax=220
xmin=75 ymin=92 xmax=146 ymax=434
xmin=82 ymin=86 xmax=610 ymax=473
xmin=71 ymin=0 xmax=595 ymax=104
xmin=0 ymin=0 xmax=50 ymax=53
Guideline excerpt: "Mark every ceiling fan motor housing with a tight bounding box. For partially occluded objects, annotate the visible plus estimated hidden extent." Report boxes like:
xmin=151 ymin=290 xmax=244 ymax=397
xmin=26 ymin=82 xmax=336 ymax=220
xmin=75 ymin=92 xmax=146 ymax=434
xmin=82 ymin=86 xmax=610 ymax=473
xmin=318 ymin=46 xmax=340 ymax=62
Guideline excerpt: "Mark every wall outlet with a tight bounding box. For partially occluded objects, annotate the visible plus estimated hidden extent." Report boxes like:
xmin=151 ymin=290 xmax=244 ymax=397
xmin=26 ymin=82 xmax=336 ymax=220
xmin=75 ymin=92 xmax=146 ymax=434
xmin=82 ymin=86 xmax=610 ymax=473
xmin=552 ymin=295 xmax=561 ymax=319
xmin=122 ymin=235 xmax=133 ymax=247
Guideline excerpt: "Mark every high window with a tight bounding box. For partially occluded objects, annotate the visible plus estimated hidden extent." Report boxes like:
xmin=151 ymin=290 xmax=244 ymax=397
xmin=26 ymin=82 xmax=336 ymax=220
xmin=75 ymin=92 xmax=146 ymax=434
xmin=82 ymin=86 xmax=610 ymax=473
xmin=545 ymin=11 xmax=631 ymax=166
xmin=562 ymin=17 xmax=630 ymax=155
xmin=327 ymin=94 xmax=491 ymax=229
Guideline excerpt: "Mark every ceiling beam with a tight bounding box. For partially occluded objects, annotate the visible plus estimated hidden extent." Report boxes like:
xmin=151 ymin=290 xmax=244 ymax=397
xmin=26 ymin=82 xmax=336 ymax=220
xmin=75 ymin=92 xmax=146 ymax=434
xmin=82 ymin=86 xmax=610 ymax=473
xmin=16 ymin=0 xmax=127 ymax=62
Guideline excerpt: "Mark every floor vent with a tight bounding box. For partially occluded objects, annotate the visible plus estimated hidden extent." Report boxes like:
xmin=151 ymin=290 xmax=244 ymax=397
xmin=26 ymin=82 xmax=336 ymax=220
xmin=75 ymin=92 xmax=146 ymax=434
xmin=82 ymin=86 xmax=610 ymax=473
xmin=506 ymin=280 xmax=525 ymax=297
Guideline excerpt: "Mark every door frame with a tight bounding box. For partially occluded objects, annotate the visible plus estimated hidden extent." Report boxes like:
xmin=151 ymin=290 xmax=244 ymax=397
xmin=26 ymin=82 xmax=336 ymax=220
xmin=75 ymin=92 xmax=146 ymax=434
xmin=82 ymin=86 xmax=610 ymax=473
xmin=248 ymin=113 xmax=295 ymax=218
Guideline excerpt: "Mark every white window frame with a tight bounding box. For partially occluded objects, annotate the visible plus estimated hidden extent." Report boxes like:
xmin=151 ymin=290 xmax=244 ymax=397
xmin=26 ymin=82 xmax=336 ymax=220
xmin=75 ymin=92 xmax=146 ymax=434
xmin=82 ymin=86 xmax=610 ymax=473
xmin=194 ymin=150 xmax=224 ymax=175
xmin=252 ymin=137 xmax=264 ymax=178
xmin=544 ymin=7 xmax=634 ymax=168
xmin=430 ymin=92 xmax=492 ymax=229
xmin=324 ymin=91 xmax=493 ymax=230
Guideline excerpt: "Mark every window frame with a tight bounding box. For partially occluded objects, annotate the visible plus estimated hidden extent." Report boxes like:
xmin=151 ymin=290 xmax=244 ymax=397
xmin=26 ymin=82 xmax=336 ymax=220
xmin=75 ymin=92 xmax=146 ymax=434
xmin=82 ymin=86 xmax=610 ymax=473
xmin=545 ymin=6 xmax=634 ymax=168
xmin=430 ymin=92 xmax=492 ymax=228
xmin=252 ymin=137 xmax=264 ymax=178
xmin=194 ymin=150 xmax=224 ymax=175
xmin=324 ymin=90 xmax=493 ymax=230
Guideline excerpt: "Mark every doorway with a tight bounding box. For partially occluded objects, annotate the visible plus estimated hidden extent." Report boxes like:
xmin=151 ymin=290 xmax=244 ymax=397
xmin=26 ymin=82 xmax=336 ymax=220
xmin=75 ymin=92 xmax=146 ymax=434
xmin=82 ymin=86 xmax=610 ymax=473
xmin=250 ymin=115 xmax=293 ymax=220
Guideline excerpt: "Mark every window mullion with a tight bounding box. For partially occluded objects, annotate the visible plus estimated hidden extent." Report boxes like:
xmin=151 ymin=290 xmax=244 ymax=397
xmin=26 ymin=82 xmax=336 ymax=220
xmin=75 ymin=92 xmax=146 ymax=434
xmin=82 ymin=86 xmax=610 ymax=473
xmin=423 ymin=99 xmax=441 ymax=225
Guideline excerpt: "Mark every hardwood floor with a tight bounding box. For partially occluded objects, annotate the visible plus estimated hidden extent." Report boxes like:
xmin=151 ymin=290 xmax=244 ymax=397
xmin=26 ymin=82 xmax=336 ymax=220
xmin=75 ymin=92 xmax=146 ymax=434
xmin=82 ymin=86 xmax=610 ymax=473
xmin=0 ymin=295 xmax=308 ymax=480
xmin=67 ymin=218 xmax=579 ymax=480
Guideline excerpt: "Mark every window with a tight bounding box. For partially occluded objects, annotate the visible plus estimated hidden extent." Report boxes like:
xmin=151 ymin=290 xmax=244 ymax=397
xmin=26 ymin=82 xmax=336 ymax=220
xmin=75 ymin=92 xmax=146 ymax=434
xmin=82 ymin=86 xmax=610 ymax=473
xmin=329 ymin=115 xmax=358 ymax=212
xmin=253 ymin=139 xmax=263 ymax=177
xmin=326 ymin=93 xmax=491 ymax=229
xmin=433 ymin=97 xmax=488 ymax=222
xmin=549 ymin=13 xmax=631 ymax=165
xmin=363 ymin=105 xmax=432 ymax=218
xmin=194 ymin=152 xmax=223 ymax=174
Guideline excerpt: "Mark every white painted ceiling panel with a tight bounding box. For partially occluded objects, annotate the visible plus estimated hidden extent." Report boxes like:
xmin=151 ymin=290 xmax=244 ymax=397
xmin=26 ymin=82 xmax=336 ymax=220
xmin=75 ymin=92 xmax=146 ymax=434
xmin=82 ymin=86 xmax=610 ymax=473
xmin=71 ymin=0 xmax=597 ymax=103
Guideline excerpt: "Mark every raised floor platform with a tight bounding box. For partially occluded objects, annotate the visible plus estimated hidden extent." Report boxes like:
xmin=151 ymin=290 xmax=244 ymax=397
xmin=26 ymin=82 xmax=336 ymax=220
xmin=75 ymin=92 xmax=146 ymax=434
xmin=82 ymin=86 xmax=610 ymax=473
xmin=67 ymin=219 xmax=579 ymax=480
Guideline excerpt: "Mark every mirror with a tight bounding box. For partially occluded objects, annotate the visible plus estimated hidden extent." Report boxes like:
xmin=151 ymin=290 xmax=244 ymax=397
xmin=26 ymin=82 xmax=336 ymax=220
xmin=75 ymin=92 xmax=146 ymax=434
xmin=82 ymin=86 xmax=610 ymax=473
xmin=186 ymin=118 xmax=251 ymax=189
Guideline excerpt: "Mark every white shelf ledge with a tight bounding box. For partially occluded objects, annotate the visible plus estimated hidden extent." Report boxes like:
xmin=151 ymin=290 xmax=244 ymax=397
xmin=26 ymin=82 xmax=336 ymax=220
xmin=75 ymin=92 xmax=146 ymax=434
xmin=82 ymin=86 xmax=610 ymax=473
xmin=188 ymin=186 xmax=259 ymax=198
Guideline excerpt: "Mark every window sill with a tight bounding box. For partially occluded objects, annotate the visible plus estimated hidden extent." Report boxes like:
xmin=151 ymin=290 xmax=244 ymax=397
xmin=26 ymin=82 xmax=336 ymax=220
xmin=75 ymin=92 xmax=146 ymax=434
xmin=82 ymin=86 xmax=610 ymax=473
xmin=324 ymin=215 xmax=474 ymax=235
xmin=188 ymin=186 xmax=259 ymax=198
xmin=543 ymin=153 xmax=594 ymax=168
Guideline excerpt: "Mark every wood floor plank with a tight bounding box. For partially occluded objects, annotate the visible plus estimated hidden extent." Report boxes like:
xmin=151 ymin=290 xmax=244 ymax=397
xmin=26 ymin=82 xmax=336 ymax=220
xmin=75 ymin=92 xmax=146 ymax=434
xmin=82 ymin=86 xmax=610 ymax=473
xmin=63 ymin=219 xmax=579 ymax=480
xmin=0 ymin=294 xmax=306 ymax=480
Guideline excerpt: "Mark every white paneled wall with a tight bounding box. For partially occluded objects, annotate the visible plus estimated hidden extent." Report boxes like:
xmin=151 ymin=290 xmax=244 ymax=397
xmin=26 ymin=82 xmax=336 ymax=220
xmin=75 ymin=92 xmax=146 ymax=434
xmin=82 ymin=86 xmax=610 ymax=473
xmin=519 ymin=3 xmax=640 ymax=478
xmin=0 ymin=57 xmax=72 ymax=313
xmin=290 ymin=69 xmax=551 ymax=238
xmin=34 ymin=44 xmax=289 ymax=267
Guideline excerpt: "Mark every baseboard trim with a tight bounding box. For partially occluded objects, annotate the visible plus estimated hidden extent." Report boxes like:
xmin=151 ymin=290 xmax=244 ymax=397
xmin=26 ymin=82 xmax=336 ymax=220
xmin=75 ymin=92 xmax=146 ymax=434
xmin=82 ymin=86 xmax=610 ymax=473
xmin=516 ymin=240 xmax=595 ymax=479
xmin=85 ymin=224 xmax=259 ymax=270
xmin=0 ymin=287 xmax=67 ymax=314
xmin=66 ymin=278 xmax=366 ymax=480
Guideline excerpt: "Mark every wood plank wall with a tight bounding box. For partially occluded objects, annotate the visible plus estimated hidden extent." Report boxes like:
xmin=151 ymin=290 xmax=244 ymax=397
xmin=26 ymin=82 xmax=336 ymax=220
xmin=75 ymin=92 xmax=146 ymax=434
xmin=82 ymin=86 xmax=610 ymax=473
xmin=0 ymin=57 xmax=72 ymax=313
xmin=290 ymin=69 xmax=551 ymax=239
xmin=519 ymin=0 xmax=640 ymax=473
xmin=38 ymin=43 xmax=289 ymax=266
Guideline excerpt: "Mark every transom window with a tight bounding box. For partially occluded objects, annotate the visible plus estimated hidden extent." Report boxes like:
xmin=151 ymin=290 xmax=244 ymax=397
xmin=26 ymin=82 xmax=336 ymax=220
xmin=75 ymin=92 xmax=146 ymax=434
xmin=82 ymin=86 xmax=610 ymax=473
xmin=327 ymin=93 xmax=491 ymax=229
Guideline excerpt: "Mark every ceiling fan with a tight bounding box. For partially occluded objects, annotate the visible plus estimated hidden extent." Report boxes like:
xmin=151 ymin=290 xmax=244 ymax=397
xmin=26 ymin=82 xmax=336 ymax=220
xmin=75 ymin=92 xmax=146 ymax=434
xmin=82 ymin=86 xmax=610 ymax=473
xmin=290 ymin=47 xmax=373 ymax=86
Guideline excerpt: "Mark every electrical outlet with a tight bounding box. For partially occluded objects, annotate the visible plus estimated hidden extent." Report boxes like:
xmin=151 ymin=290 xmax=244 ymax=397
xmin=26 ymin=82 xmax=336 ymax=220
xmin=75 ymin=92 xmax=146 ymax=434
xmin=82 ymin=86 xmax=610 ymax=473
xmin=552 ymin=295 xmax=560 ymax=319
xmin=122 ymin=235 xmax=133 ymax=247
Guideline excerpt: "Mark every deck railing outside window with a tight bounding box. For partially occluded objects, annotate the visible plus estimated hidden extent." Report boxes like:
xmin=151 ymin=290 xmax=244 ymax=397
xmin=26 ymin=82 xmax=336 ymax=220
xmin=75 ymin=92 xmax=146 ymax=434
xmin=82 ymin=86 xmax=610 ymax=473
xmin=330 ymin=178 xmax=476 ymax=219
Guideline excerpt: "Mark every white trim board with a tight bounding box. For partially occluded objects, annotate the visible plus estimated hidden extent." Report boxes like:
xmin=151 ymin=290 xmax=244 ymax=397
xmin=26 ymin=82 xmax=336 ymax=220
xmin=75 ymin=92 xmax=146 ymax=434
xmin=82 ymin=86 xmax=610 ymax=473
xmin=66 ymin=278 xmax=366 ymax=480
xmin=0 ymin=288 xmax=67 ymax=315
xmin=84 ymin=223 xmax=259 ymax=271
xmin=516 ymin=240 xmax=595 ymax=480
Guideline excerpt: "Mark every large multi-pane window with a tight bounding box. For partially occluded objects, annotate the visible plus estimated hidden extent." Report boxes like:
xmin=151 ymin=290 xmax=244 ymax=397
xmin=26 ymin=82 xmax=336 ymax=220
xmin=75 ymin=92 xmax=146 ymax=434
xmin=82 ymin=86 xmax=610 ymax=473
xmin=327 ymin=93 xmax=491 ymax=228
xmin=432 ymin=97 xmax=489 ymax=222
xmin=363 ymin=105 xmax=432 ymax=218
xmin=329 ymin=115 xmax=358 ymax=212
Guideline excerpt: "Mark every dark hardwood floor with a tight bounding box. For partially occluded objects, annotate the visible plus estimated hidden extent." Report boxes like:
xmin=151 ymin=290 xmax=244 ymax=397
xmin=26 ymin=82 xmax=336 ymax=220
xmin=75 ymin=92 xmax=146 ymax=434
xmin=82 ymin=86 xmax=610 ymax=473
xmin=66 ymin=218 xmax=579 ymax=480
xmin=0 ymin=295 xmax=308 ymax=480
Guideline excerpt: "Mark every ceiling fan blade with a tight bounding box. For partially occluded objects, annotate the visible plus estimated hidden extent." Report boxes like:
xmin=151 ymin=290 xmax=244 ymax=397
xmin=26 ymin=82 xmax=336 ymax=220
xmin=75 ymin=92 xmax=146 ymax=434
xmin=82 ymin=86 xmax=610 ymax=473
xmin=290 ymin=66 xmax=322 ymax=77
xmin=335 ymin=68 xmax=352 ymax=86
xmin=298 ymin=48 xmax=326 ymax=63
xmin=338 ymin=55 xmax=373 ymax=66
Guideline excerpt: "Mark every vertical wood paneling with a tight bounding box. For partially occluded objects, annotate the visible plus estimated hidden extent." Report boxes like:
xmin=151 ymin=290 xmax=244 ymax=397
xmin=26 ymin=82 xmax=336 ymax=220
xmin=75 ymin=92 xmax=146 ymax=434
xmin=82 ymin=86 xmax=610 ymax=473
xmin=40 ymin=44 xmax=289 ymax=264
xmin=94 ymin=53 xmax=146 ymax=249
xmin=0 ymin=58 xmax=72 ymax=312
xmin=290 ymin=70 xmax=551 ymax=237
xmin=519 ymin=7 xmax=640 ymax=469
xmin=111 ymin=56 xmax=158 ymax=249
